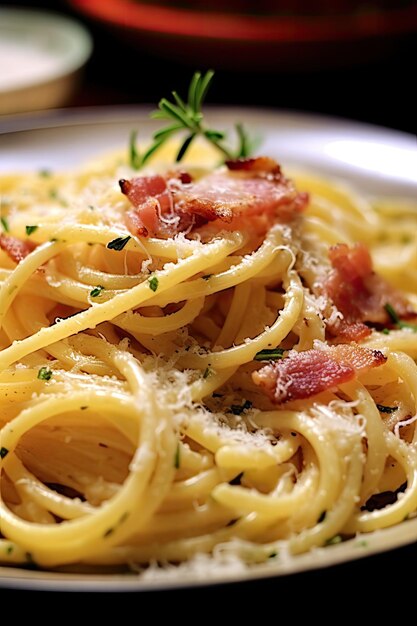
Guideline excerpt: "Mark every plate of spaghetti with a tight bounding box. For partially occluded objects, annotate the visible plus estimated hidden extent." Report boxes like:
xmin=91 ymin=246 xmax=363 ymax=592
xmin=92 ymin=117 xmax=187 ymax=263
xmin=0 ymin=73 xmax=416 ymax=592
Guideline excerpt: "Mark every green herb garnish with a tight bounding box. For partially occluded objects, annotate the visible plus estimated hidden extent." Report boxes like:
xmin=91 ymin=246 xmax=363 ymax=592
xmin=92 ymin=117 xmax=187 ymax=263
xmin=90 ymin=285 xmax=105 ymax=298
xmin=0 ymin=447 xmax=9 ymax=459
xmin=148 ymin=275 xmax=159 ymax=292
xmin=129 ymin=130 xmax=142 ymax=170
xmin=203 ymin=367 xmax=211 ymax=379
xmin=37 ymin=367 xmax=52 ymax=381
xmin=130 ymin=71 xmax=256 ymax=169
xmin=25 ymin=225 xmax=38 ymax=236
xmin=376 ymin=404 xmax=398 ymax=414
xmin=384 ymin=303 xmax=417 ymax=332
xmin=325 ymin=535 xmax=343 ymax=546
xmin=38 ymin=169 xmax=51 ymax=178
xmin=254 ymin=348 xmax=285 ymax=361
xmin=1 ymin=216 xmax=9 ymax=232
xmin=107 ymin=235 xmax=131 ymax=251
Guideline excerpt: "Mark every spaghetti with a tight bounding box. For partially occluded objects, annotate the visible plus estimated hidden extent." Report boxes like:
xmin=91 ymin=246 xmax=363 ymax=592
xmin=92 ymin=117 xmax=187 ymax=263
xmin=0 ymin=140 xmax=416 ymax=571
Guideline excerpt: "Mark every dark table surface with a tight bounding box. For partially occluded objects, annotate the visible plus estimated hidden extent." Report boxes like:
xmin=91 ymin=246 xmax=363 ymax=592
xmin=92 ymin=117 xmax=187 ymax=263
xmin=2 ymin=0 xmax=416 ymax=601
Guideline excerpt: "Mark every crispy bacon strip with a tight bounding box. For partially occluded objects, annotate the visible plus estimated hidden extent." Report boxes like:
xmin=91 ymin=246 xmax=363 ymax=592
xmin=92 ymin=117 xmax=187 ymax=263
xmin=0 ymin=234 xmax=36 ymax=264
xmin=325 ymin=243 xmax=414 ymax=337
xmin=120 ymin=156 xmax=307 ymax=239
xmin=252 ymin=344 xmax=387 ymax=405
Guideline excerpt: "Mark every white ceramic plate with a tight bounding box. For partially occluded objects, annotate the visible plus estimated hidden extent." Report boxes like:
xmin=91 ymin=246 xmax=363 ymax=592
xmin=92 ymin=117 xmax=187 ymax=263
xmin=0 ymin=107 xmax=416 ymax=591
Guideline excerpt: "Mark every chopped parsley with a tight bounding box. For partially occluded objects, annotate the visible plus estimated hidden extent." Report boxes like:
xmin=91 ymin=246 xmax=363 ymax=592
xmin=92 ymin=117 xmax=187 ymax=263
xmin=268 ymin=551 xmax=278 ymax=559
xmin=254 ymin=348 xmax=285 ymax=361
xmin=103 ymin=527 xmax=114 ymax=538
xmin=37 ymin=367 xmax=52 ymax=381
xmin=6 ymin=545 xmax=13 ymax=555
xmin=325 ymin=535 xmax=342 ymax=546
xmin=1 ymin=216 xmax=9 ymax=232
xmin=25 ymin=225 xmax=38 ymax=236
xmin=148 ymin=275 xmax=159 ymax=292
xmin=229 ymin=400 xmax=252 ymax=415
xmin=90 ymin=285 xmax=105 ymax=298
xmin=203 ymin=367 xmax=211 ymax=379
xmin=174 ymin=443 xmax=181 ymax=469
xmin=107 ymin=235 xmax=131 ymax=251
xmin=0 ymin=447 xmax=9 ymax=459
xmin=385 ymin=303 xmax=417 ymax=332
xmin=38 ymin=169 xmax=51 ymax=178
xmin=376 ymin=404 xmax=398 ymax=414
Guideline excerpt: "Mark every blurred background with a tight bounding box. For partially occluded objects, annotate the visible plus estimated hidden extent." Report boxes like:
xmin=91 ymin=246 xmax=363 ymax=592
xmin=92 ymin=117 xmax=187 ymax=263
xmin=1 ymin=1 xmax=416 ymax=130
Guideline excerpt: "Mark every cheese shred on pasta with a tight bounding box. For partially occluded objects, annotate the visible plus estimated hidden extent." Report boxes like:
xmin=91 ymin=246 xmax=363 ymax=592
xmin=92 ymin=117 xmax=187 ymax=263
xmin=0 ymin=142 xmax=416 ymax=571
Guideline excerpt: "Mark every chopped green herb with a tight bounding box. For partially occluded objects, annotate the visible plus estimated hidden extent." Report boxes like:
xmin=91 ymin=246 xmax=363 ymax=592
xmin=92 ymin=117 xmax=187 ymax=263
xmin=381 ymin=328 xmax=390 ymax=335
xmin=88 ymin=205 xmax=95 ymax=211
xmin=254 ymin=348 xmax=285 ymax=361
xmin=376 ymin=404 xmax=398 ymax=414
xmin=385 ymin=302 xmax=417 ymax=332
xmin=229 ymin=472 xmax=244 ymax=486
xmin=90 ymin=285 xmax=105 ymax=298
xmin=203 ymin=367 xmax=211 ymax=379
xmin=107 ymin=235 xmax=131 ymax=251
xmin=49 ymin=188 xmax=58 ymax=200
xmin=37 ymin=367 xmax=52 ymax=381
xmin=325 ymin=535 xmax=342 ymax=546
xmin=268 ymin=551 xmax=278 ymax=559
xmin=356 ymin=540 xmax=368 ymax=548
xmin=38 ymin=169 xmax=51 ymax=178
xmin=230 ymin=400 xmax=252 ymax=415
xmin=148 ymin=275 xmax=159 ymax=292
xmin=0 ymin=447 xmax=9 ymax=459
xmin=129 ymin=130 xmax=141 ymax=170
xmin=6 ymin=545 xmax=13 ymax=555
xmin=317 ymin=511 xmax=327 ymax=524
xmin=25 ymin=225 xmax=38 ymax=236
xmin=201 ymin=274 xmax=213 ymax=281
xmin=1 ymin=216 xmax=9 ymax=232
xmin=103 ymin=527 xmax=114 ymax=538
xmin=174 ymin=443 xmax=181 ymax=469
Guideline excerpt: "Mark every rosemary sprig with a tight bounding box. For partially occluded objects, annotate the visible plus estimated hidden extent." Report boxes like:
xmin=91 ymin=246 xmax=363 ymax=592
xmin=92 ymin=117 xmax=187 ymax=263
xmin=129 ymin=71 xmax=257 ymax=169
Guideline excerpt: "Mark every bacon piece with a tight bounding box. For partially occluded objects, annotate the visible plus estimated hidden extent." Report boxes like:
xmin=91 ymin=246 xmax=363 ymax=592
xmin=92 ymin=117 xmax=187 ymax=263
xmin=225 ymin=156 xmax=281 ymax=176
xmin=120 ymin=156 xmax=307 ymax=239
xmin=252 ymin=344 xmax=387 ymax=405
xmin=325 ymin=243 xmax=414 ymax=333
xmin=0 ymin=234 xmax=36 ymax=264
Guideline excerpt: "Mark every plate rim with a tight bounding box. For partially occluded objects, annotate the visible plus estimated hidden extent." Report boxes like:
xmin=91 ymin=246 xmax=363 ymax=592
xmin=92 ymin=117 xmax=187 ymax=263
xmin=0 ymin=104 xmax=416 ymax=591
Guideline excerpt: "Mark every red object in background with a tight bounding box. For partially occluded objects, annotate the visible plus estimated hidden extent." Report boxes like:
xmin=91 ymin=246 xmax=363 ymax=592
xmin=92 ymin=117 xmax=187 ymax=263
xmin=70 ymin=0 xmax=417 ymax=69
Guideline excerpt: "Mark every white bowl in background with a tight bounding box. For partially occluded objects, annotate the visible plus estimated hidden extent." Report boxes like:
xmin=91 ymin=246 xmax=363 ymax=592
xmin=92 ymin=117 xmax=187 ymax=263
xmin=0 ymin=8 xmax=92 ymax=115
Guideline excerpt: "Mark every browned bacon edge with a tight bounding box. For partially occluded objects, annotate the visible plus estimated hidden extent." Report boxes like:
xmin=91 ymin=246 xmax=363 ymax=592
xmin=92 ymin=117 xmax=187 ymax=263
xmin=252 ymin=344 xmax=387 ymax=405
xmin=324 ymin=243 xmax=415 ymax=340
xmin=119 ymin=156 xmax=308 ymax=239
